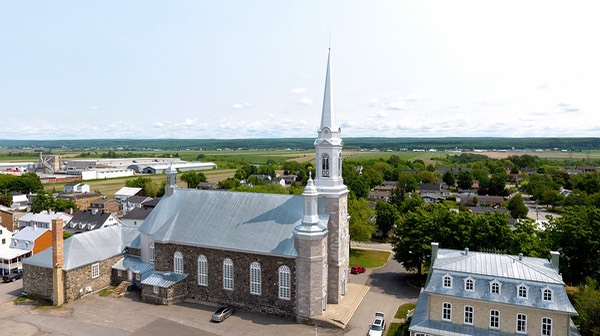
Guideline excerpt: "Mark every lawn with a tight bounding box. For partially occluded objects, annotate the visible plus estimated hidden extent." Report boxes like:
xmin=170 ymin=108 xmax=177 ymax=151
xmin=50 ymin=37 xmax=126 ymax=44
xmin=395 ymin=303 xmax=416 ymax=319
xmin=349 ymin=249 xmax=391 ymax=268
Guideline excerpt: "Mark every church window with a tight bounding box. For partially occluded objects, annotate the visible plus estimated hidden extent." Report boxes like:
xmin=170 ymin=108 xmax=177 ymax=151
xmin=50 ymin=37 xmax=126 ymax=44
xmin=279 ymin=265 xmax=290 ymax=300
xmin=250 ymin=262 xmax=261 ymax=295
xmin=198 ymin=255 xmax=208 ymax=286
xmin=321 ymin=154 xmax=330 ymax=177
xmin=174 ymin=252 xmax=183 ymax=274
xmin=149 ymin=243 xmax=155 ymax=264
xmin=338 ymin=152 xmax=342 ymax=177
xmin=223 ymin=258 xmax=234 ymax=290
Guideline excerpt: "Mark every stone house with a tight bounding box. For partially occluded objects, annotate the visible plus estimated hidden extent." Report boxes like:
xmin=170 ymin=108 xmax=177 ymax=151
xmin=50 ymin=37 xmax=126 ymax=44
xmin=409 ymin=243 xmax=580 ymax=335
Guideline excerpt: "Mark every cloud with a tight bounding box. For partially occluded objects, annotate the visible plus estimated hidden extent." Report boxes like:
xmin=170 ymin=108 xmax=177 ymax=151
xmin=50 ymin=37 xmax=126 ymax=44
xmin=299 ymin=98 xmax=313 ymax=105
xmin=232 ymin=102 xmax=252 ymax=109
xmin=369 ymin=97 xmax=380 ymax=107
xmin=557 ymin=102 xmax=579 ymax=113
xmin=89 ymin=106 xmax=100 ymax=111
xmin=290 ymin=88 xmax=306 ymax=94
xmin=386 ymin=100 xmax=407 ymax=110
xmin=404 ymin=93 xmax=422 ymax=101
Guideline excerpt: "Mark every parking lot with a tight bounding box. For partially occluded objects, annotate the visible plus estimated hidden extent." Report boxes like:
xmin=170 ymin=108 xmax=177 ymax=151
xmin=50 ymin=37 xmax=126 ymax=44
xmin=0 ymin=245 xmax=418 ymax=336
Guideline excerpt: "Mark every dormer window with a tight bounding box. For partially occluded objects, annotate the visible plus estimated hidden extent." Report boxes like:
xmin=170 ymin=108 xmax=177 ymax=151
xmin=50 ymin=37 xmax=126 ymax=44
xmin=464 ymin=277 xmax=475 ymax=291
xmin=517 ymin=284 xmax=528 ymax=299
xmin=490 ymin=280 xmax=501 ymax=295
xmin=542 ymin=287 xmax=553 ymax=302
xmin=442 ymin=274 xmax=453 ymax=288
xmin=321 ymin=154 xmax=330 ymax=177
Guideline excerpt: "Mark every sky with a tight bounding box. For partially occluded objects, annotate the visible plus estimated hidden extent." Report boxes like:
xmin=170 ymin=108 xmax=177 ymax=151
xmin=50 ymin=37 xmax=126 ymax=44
xmin=1 ymin=1 xmax=599 ymax=140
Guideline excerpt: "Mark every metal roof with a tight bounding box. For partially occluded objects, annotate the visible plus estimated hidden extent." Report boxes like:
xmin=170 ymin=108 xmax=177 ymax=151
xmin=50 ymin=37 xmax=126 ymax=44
xmin=141 ymin=271 xmax=187 ymax=288
xmin=112 ymin=255 xmax=154 ymax=276
xmin=140 ymin=189 xmax=310 ymax=257
xmin=0 ymin=248 xmax=31 ymax=260
xmin=23 ymin=225 xmax=140 ymax=271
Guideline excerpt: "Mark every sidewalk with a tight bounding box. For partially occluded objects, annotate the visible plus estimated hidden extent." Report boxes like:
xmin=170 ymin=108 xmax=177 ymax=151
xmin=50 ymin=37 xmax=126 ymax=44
xmin=313 ymin=283 xmax=370 ymax=329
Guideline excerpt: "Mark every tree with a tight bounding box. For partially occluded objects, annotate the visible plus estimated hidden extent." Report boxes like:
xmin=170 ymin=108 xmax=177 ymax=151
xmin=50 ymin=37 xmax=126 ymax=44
xmin=348 ymin=198 xmax=376 ymax=242
xmin=442 ymin=170 xmax=455 ymax=187
xmin=375 ymin=202 xmax=400 ymax=238
xmin=539 ymin=189 xmax=564 ymax=210
xmin=53 ymin=198 xmax=78 ymax=212
xmin=575 ymin=277 xmax=600 ymax=336
xmin=0 ymin=191 xmax=11 ymax=207
xmin=507 ymin=194 xmax=529 ymax=219
xmin=180 ymin=171 xmax=207 ymax=189
xmin=397 ymin=172 xmax=418 ymax=192
xmin=457 ymin=171 xmax=473 ymax=189
xmin=487 ymin=171 xmax=508 ymax=196
xmin=346 ymin=176 xmax=370 ymax=199
xmin=31 ymin=192 xmax=54 ymax=213
xmin=126 ymin=177 xmax=153 ymax=189
xmin=218 ymin=177 xmax=241 ymax=190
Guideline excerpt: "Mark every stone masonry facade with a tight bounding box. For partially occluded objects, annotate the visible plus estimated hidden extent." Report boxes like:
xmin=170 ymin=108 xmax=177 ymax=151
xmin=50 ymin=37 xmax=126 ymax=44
xmin=154 ymin=242 xmax=297 ymax=317
xmin=23 ymin=264 xmax=55 ymax=300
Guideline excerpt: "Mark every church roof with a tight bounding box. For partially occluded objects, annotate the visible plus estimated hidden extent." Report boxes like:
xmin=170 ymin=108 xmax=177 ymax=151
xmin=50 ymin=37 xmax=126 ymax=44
xmin=140 ymin=189 xmax=313 ymax=257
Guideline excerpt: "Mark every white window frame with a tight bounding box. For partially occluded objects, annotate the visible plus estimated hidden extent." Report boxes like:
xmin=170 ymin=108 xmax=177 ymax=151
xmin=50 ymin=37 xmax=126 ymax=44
xmin=490 ymin=280 xmax=501 ymax=295
xmin=489 ymin=309 xmax=499 ymax=329
xmin=223 ymin=258 xmax=234 ymax=290
xmin=91 ymin=262 xmax=100 ymax=278
xmin=279 ymin=265 xmax=291 ymax=300
xmin=198 ymin=255 xmax=208 ymax=286
xmin=321 ymin=153 xmax=330 ymax=177
xmin=517 ymin=283 xmax=528 ymax=299
xmin=250 ymin=262 xmax=261 ymax=295
xmin=442 ymin=302 xmax=452 ymax=322
xmin=516 ymin=313 xmax=527 ymax=334
xmin=464 ymin=305 xmax=474 ymax=325
xmin=464 ymin=277 xmax=475 ymax=292
xmin=542 ymin=287 xmax=553 ymax=302
xmin=149 ymin=242 xmax=155 ymax=264
xmin=442 ymin=274 xmax=453 ymax=288
xmin=541 ymin=317 xmax=552 ymax=336
xmin=174 ymin=252 xmax=183 ymax=274
xmin=152 ymin=285 xmax=159 ymax=294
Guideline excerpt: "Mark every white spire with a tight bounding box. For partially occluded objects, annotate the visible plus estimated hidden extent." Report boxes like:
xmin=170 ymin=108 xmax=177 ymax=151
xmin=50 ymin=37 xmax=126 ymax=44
xmin=319 ymin=48 xmax=338 ymax=132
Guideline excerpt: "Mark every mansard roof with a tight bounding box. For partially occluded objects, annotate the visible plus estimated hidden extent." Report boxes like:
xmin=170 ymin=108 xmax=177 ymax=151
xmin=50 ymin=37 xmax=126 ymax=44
xmin=140 ymin=189 xmax=312 ymax=257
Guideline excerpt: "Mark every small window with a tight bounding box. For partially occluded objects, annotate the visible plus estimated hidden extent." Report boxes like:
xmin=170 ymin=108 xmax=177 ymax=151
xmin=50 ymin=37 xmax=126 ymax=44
xmin=198 ymin=255 xmax=208 ymax=286
xmin=321 ymin=154 xmax=330 ymax=177
xmin=517 ymin=284 xmax=528 ymax=298
xmin=279 ymin=265 xmax=291 ymax=300
xmin=117 ymin=269 xmax=122 ymax=277
xmin=516 ymin=313 xmax=527 ymax=334
xmin=542 ymin=317 xmax=552 ymax=336
xmin=489 ymin=309 xmax=499 ymax=329
xmin=464 ymin=278 xmax=474 ymax=291
xmin=91 ymin=263 xmax=100 ymax=278
xmin=153 ymin=285 xmax=159 ymax=294
xmin=135 ymin=272 xmax=140 ymax=281
xmin=442 ymin=302 xmax=452 ymax=321
xmin=464 ymin=306 xmax=474 ymax=325
xmin=250 ymin=262 xmax=261 ymax=295
xmin=223 ymin=258 xmax=234 ymax=290
xmin=542 ymin=288 xmax=553 ymax=302
xmin=174 ymin=252 xmax=183 ymax=274
xmin=443 ymin=275 xmax=452 ymax=288
xmin=490 ymin=280 xmax=501 ymax=295
xmin=149 ymin=243 xmax=155 ymax=264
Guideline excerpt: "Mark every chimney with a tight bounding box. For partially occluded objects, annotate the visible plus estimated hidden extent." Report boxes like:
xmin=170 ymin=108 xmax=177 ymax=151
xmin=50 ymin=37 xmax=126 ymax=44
xmin=431 ymin=242 xmax=439 ymax=265
xmin=464 ymin=247 xmax=469 ymax=255
xmin=550 ymin=251 xmax=560 ymax=272
xmin=51 ymin=218 xmax=65 ymax=306
xmin=518 ymin=253 xmax=523 ymax=261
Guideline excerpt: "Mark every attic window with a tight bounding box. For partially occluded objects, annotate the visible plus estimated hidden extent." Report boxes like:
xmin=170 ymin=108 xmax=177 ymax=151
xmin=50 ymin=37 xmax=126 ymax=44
xmin=464 ymin=277 xmax=475 ymax=291
xmin=490 ymin=280 xmax=501 ymax=295
xmin=442 ymin=274 xmax=453 ymax=288
xmin=517 ymin=284 xmax=528 ymax=299
xmin=542 ymin=288 xmax=553 ymax=302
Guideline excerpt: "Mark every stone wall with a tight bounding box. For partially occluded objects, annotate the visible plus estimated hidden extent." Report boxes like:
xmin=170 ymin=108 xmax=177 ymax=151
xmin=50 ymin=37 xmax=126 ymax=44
xmin=154 ymin=243 xmax=296 ymax=317
xmin=127 ymin=247 xmax=141 ymax=257
xmin=63 ymin=255 xmax=123 ymax=301
xmin=23 ymin=264 xmax=55 ymax=300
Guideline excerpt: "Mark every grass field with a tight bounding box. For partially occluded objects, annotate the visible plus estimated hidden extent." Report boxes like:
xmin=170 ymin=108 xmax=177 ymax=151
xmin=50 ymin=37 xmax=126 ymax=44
xmin=348 ymin=249 xmax=391 ymax=268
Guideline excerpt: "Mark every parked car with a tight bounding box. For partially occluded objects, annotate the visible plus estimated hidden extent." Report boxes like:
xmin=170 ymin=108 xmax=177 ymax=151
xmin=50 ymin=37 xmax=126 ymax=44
xmin=351 ymin=265 xmax=366 ymax=274
xmin=367 ymin=312 xmax=386 ymax=336
xmin=211 ymin=305 xmax=236 ymax=322
xmin=3 ymin=271 xmax=23 ymax=282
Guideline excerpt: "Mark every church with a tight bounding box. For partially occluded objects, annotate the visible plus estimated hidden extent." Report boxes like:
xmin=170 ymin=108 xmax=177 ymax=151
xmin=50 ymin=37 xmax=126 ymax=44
xmin=23 ymin=50 xmax=350 ymax=319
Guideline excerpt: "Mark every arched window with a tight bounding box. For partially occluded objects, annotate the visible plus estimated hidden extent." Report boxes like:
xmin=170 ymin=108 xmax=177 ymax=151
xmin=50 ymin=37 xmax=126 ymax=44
xmin=464 ymin=277 xmax=475 ymax=291
xmin=542 ymin=288 xmax=553 ymax=302
xmin=321 ymin=154 xmax=330 ymax=177
xmin=149 ymin=243 xmax=155 ymax=264
xmin=442 ymin=275 xmax=452 ymax=288
xmin=517 ymin=284 xmax=528 ymax=298
xmin=174 ymin=252 xmax=183 ymax=274
xmin=223 ymin=258 xmax=234 ymax=290
xmin=541 ymin=317 xmax=552 ymax=336
xmin=490 ymin=280 xmax=501 ymax=295
xmin=198 ymin=255 xmax=207 ymax=286
xmin=516 ymin=313 xmax=527 ymax=334
xmin=338 ymin=152 xmax=342 ymax=177
xmin=279 ymin=265 xmax=290 ymax=300
xmin=464 ymin=306 xmax=474 ymax=325
xmin=250 ymin=262 xmax=261 ymax=295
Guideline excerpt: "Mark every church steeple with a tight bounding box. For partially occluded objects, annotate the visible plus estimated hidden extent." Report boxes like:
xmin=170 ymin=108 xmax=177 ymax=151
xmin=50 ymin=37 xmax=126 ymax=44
xmin=319 ymin=49 xmax=338 ymax=135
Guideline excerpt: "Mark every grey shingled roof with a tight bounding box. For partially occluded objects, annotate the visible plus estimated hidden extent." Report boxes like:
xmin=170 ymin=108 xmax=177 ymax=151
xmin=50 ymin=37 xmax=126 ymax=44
xmin=23 ymin=225 xmax=139 ymax=271
xmin=140 ymin=189 xmax=310 ymax=257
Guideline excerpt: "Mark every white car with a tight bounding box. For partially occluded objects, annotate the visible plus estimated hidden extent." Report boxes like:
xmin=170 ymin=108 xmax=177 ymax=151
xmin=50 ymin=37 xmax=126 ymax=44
xmin=367 ymin=312 xmax=386 ymax=336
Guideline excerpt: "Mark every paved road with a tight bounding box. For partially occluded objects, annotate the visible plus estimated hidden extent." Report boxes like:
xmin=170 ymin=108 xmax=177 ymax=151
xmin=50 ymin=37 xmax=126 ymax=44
xmin=0 ymin=244 xmax=419 ymax=335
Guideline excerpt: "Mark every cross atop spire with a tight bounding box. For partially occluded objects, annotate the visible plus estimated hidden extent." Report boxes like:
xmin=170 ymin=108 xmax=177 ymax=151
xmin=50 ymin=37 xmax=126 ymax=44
xmin=319 ymin=49 xmax=338 ymax=133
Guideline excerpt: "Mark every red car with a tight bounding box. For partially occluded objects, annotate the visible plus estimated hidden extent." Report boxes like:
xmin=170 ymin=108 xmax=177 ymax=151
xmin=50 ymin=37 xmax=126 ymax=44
xmin=351 ymin=265 xmax=366 ymax=274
